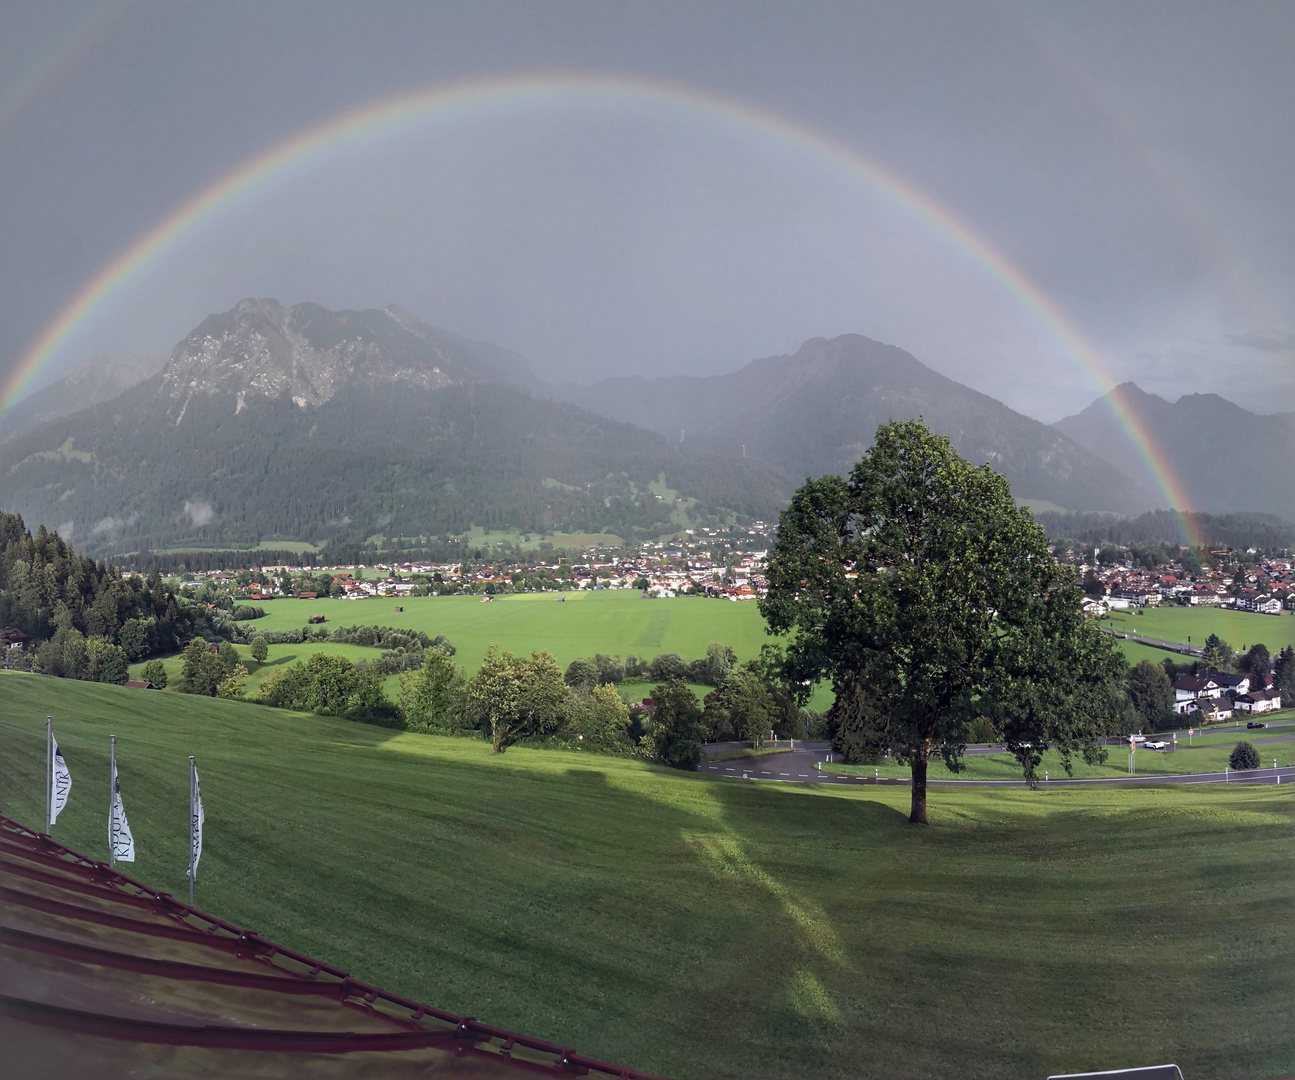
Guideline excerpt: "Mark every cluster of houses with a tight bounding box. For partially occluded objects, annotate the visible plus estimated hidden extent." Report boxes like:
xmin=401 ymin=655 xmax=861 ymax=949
xmin=1172 ymin=671 xmax=1282 ymax=719
xmin=181 ymin=530 xmax=773 ymax=602
xmin=1075 ymin=552 xmax=1295 ymax=617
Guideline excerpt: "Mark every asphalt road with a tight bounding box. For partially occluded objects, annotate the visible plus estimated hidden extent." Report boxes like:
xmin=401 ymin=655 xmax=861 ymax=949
xmin=1101 ymin=626 xmax=1204 ymax=657
xmin=697 ymin=744 xmax=1295 ymax=789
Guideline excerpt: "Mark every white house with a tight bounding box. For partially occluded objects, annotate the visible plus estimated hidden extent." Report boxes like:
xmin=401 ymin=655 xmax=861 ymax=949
xmin=1234 ymin=691 xmax=1282 ymax=714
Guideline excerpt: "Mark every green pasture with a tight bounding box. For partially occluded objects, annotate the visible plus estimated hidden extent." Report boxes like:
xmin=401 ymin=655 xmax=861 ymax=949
xmin=1116 ymin=639 xmax=1189 ymax=665
xmin=1106 ymin=606 xmax=1295 ymax=653
xmin=3 ymin=671 xmax=1294 ymax=1080
xmin=136 ymin=591 xmax=792 ymax=705
xmin=129 ymin=640 xmax=402 ymax=698
xmin=248 ymin=592 xmax=774 ymax=674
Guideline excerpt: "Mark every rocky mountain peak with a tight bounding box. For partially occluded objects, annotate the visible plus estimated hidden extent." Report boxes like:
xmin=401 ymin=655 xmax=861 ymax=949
xmin=158 ymin=298 xmax=458 ymax=409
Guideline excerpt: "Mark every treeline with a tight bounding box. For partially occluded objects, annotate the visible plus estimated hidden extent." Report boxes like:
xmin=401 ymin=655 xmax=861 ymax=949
xmin=0 ymin=511 xmax=201 ymax=675
xmin=133 ymin=549 xmax=322 ymax=574
xmin=561 ymin=643 xmax=738 ymax=689
xmin=242 ymin=638 xmax=816 ymax=768
xmin=1037 ymin=509 xmax=1295 ymax=552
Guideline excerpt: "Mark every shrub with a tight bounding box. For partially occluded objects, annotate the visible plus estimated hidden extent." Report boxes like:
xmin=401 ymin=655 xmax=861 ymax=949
xmin=964 ymin=716 xmax=997 ymax=744
xmin=564 ymin=657 xmax=600 ymax=689
xmin=140 ymin=659 xmax=168 ymax=688
xmin=648 ymin=652 xmax=687 ymax=681
xmin=233 ymin=605 xmax=266 ymax=621
xmin=1229 ymin=741 xmax=1260 ymax=771
xmin=567 ymin=683 xmax=632 ymax=749
xmin=399 ymin=648 xmax=470 ymax=733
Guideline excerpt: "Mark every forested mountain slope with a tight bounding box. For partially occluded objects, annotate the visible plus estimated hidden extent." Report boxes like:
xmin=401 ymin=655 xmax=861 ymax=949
xmin=0 ymin=300 xmax=788 ymax=554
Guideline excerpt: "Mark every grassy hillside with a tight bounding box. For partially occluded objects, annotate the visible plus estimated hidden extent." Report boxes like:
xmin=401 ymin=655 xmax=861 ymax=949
xmin=3 ymin=672 xmax=1294 ymax=1080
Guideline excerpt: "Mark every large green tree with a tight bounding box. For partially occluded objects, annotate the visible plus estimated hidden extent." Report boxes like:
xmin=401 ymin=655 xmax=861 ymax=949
xmin=1126 ymin=659 xmax=1175 ymax=732
xmin=469 ymin=645 xmax=568 ymax=752
xmin=643 ymin=678 xmax=705 ymax=770
xmin=399 ymin=646 xmax=468 ymax=732
xmin=1274 ymin=646 xmax=1295 ymax=701
xmin=702 ymin=663 xmax=776 ymax=747
xmin=1200 ymin=634 xmax=1235 ymax=672
xmin=761 ymin=418 xmax=1127 ymax=824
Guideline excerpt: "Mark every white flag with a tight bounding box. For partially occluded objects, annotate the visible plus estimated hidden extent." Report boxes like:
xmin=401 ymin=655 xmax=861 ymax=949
xmin=109 ymin=762 xmax=135 ymax=863
xmin=49 ymin=735 xmax=71 ymax=827
xmin=190 ymin=767 xmax=204 ymax=879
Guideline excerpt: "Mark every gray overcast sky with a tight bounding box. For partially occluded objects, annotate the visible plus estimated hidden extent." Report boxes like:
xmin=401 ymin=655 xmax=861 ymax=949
xmin=1 ymin=0 xmax=1291 ymax=421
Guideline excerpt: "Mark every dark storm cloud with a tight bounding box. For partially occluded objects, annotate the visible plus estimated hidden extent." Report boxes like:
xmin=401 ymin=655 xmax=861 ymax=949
xmin=0 ymin=0 xmax=1291 ymax=419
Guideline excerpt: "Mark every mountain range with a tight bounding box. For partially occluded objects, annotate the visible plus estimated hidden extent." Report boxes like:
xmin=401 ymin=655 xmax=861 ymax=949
xmin=1054 ymin=383 xmax=1295 ymax=516
xmin=554 ymin=334 xmax=1156 ymax=515
xmin=1 ymin=297 xmax=1282 ymax=556
xmin=0 ymin=300 xmax=787 ymax=554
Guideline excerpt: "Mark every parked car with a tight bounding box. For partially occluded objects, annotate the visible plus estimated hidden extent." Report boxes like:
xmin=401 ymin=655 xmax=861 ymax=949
xmin=1247 ymin=721 xmax=1267 ymax=729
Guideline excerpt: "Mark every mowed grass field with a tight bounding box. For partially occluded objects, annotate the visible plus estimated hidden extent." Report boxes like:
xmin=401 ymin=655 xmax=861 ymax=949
xmin=1107 ymin=606 xmax=1295 ymax=652
xmin=147 ymin=591 xmax=803 ymax=705
xmin=3 ymin=672 xmax=1294 ymax=1080
xmin=247 ymin=592 xmax=773 ymax=674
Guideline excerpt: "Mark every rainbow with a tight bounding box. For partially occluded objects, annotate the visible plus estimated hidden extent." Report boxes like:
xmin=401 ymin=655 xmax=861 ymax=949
xmin=1 ymin=69 xmax=1203 ymax=545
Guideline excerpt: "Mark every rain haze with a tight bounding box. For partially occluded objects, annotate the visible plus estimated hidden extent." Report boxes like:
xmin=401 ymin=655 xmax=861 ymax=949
xmin=1 ymin=1 xmax=1292 ymax=421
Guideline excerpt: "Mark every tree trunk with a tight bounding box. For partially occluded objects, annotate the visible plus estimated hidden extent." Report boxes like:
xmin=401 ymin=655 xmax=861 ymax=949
xmin=909 ymin=745 xmax=929 ymax=825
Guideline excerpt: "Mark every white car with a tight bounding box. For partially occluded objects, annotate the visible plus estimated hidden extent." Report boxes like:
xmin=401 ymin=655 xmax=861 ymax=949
xmin=1144 ymin=740 xmax=1170 ymax=750
xmin=1129 ymin=734 xmax=1148 ymax=744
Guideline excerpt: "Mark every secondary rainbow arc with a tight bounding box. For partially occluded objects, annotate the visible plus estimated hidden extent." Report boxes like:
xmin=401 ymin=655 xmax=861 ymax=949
xmin=0 ymin=70 xmax=1203 ymax=546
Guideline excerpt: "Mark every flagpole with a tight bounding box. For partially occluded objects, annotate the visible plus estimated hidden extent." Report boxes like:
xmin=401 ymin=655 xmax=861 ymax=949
xmin=45 ymin=716 xmax=52 ymax=835
xmin=109 ymin=734 xmax=116 ymax=869
xmin=188 ymin=755 xmax=196 ymax=906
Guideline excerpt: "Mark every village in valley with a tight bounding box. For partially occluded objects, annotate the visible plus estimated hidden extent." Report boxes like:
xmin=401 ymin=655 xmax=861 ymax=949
xmin=1062 ymin=544 xmax=1292 ymax=721
xmin=1072 ymin=547 xmax=1295 ymax=616
xmin=174 ymin=525 xmax=774 ymax=603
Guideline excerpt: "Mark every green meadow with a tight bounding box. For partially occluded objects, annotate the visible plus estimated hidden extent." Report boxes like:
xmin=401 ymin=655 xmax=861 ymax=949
xmin=1106 ymin=606 xmax=1295 ymax=653
xmin=124 ymin=594 xmax=1293 ymax=722
xmin=3 ymin=671 xmax=1294 ymax=1080
xmin=139 ymin=591 xmax=790 ymax=705
xmin=246 ymin=591 xmax=772 ymax=674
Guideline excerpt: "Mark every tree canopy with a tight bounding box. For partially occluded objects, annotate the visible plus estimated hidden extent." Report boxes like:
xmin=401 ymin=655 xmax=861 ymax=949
xmin=1126 ymin=660 xmax=1175 ymax=733
xmin=760 ymin=418 xmax=1127 ymax=824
